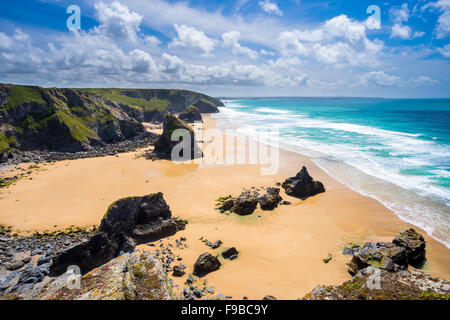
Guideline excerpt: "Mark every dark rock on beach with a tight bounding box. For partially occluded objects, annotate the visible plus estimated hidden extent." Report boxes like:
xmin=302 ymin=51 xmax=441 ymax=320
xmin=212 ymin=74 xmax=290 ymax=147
xmin=392 ymin=228 xmax=426 ymax=266
xmin=282 ymin=166 xmax=325 ymax=199
xmin=348 ymin=229 xmax=426 ymax=276
xmin=233 ymin=190 xmax=259 ymax=215
xmin=153 ymin=114 xmax=202 ymax=160
xmin=258 ymin=187 xmax=282 ymax=210
xmin=50 ymin=193 xmax=185 ymax=276
xmin=221 ymin=247 xmax=239 ymax=260
xmin=193 ymin=253 xmax=221 ymax=277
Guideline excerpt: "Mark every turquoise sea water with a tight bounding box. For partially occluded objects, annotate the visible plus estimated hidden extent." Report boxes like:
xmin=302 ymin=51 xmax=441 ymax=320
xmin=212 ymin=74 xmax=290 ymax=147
xmin=212 ymin=98 xmax=450 ymax=248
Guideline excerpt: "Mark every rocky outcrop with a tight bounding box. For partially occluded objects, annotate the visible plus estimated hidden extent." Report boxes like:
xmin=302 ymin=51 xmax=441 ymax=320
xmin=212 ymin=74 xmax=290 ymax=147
xmin=49 ymin=193 xmax=185 ymax=276
xmin=347 ymin=229 xmax=426 ymax=276
xmin=154 ymin=114 xmax=202 ymax=160
xmin=282 ymin=166 xmax=325 ymax=199
xmin=193 ymin=99 xmax=220 ymax=113
xmin=258 ymin=187 xmax=283 ymax=210
xmin=0 ymin=84 xmax=223 ymax=164
xmin=3 ymin=251 xmax=174 ymax=300
xmin=193 ymin=253 xmax=221 ymax=277
xmin=178 ymin=106 xmax=202 ymax=123
xmin=232 ymin=190 xmax=259 ymax=215
xmin=392 ymin=228 xmax=426 ymax=266
xmin=0 ymin=85 xmax=147 ymax=157
xmin=304 ymin=267 xmax=450 ymax=300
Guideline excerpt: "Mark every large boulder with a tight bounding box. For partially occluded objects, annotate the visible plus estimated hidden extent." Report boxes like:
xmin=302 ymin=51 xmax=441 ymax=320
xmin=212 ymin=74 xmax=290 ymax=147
xmin=348 ymin=242 xmax=408 ymax=275
xmin=154 ymin=114 xmax=202 ymax=160
xmin=282 ymin=166 xmax=325 ymax=199
xmin=193 ymin=253 xmax=221 ymax=277
xmin=258 ymin=187 xmax=283 ymax=210
xmin=348 ymin=229 xmax=427 ymax=276
xmin=233 ymin=190 xmax=259 ymax=215
xmin=50 ymin=193 xmax=184 ymax=276
xmin=178 ymin=106 xmax=202 ymax=123
xmin=392 ymin=228 xmax=426 ymax=266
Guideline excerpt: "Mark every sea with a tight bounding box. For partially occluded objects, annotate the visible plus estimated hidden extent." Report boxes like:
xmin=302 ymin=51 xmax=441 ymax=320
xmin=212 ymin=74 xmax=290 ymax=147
xmin=212 ymin=97 xmax=450 ymax=249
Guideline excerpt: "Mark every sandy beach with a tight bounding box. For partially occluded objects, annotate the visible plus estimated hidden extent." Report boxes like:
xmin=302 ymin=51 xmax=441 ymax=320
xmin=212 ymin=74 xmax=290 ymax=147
xmin=0 ymin=115 xmax=449 ymax=299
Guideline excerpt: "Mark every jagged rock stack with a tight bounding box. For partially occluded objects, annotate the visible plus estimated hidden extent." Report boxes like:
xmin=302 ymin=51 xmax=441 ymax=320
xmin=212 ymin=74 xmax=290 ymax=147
xmin=50 ymin=192 xmax=185 ymax=276
xmin=154 ymin=114 xmax=202 ymax=160
xmin=282 ymin=166 xmax=325 ymax=199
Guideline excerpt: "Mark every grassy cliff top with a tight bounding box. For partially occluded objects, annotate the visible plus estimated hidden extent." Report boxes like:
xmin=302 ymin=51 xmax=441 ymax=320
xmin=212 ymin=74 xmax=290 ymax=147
xmin=0 ymin=84 xmax=222 ymax=154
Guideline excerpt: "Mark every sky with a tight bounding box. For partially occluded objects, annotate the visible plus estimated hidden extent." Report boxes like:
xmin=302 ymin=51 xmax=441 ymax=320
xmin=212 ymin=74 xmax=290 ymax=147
xmin=0 ymin=0 xmax=449 ymax=98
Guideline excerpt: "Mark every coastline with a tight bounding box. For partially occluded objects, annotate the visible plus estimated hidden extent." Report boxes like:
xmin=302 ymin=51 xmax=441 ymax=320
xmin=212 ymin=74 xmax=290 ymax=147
xmin=0 ymin=114 xmax=449 ymax=299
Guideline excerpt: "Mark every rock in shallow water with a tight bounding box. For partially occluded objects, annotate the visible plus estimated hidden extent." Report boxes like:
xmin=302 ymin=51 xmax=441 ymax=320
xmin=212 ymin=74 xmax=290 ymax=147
xmin=282 ymin=166 xmax=325 ymax=199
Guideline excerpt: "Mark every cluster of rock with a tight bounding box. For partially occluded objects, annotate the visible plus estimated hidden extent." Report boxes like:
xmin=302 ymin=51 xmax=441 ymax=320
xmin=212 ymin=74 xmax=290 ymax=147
xmin=216 ymin=167 xmax=324 ymax=216
xmin=153 ymin=114 xmax=202 ymax=160
xmin=217 ymin=187 xmax=284 ymax=216
xmin=1 ymin=132 xmax=158 ymax=166
xmin=0 ymin=230 xmax=93 ymax=296
xmin=49 ymin=193 xmax=185 ymax=276
xmin=281 ymin=166 xmax=325 ymax=199
xmin=3 ymin=251 xmax=173 ymax=300
xmin=303 ymin=229 xmax=450 ymax=300
xmin=305 ymin=268 xmax=449 ymax=300
xmin=182 ymin=273 xmax=230 ymax=300
xmin=347 ymin=228 xmax=426 ymax=275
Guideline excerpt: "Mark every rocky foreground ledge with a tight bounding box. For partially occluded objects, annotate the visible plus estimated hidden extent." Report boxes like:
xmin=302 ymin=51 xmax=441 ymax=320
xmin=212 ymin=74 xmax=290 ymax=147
xmin=303 ymin=229 xmax=450 ymax=300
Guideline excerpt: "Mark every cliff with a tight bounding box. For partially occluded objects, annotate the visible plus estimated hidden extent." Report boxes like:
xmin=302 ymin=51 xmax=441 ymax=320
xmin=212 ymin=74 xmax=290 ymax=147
xmin=0 ymin=84 xmax=223 ymax=163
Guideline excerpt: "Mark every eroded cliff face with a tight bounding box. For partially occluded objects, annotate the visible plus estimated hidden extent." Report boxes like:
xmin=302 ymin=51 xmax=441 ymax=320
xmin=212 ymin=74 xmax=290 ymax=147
xmin=0 ymin=84 xmax=222 ymax=163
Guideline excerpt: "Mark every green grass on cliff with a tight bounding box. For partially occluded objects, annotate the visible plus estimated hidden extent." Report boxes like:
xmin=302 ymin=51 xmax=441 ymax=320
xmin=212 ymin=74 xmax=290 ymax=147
xmin=3 ymin=85 xmax=45 ymax=110
xmin=0 ymin=134 xmax=16 ymax=152
xmin=82 ymin=89 xmax=169 ymax=112
xmin=55 ymin=111 xmax=97 ymax=142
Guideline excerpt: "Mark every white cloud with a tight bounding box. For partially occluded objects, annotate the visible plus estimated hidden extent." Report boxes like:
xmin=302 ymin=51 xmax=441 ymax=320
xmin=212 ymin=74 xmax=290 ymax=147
xmin=423 ymin=0 xmax=450 ymax=38
xmin=438 ymin=44 xmax=450 ymax=57
xmin=258 ymin=0 xmax=283 ymax=16
xmin=391 ymin=23 xmax=412 ymax=39
xmin=360 ymin=71 xmax=401 ymax=87
xmin=391 ymin=3 xmax=410 ymax=23
xmin=95 ymin=1 xmax=143 ymax=43
xmin=259 ymin=49 xmax=276 ymax=56
xmin=276 ymin=15 xmax=383 ymax=66
xmin=360 ymin=71 xmax=440 ymax=87
xmin=144 ymin=35 xmax=161 ymax=47
xmin=170 ymin=24 xmax=216 ymax=56
xmin=222 ymin=31 xmax=258 ymax=59
xmin=129 ymin=49 xmax=157 ymax=73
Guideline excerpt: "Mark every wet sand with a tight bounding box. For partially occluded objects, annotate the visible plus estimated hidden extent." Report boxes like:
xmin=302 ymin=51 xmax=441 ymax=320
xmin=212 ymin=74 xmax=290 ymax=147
xmin=0 ymin=115 xmax=449 ymax=299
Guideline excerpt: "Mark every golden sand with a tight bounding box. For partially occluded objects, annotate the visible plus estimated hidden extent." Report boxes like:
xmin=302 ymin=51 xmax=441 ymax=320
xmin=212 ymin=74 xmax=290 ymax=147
xmin=0 ymin=115 xmax=448 ymax=299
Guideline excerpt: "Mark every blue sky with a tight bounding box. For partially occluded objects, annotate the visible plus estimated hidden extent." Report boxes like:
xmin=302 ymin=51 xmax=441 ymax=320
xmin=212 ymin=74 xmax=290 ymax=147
xmin=0 ymin=0 xmax=449 ymax=97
